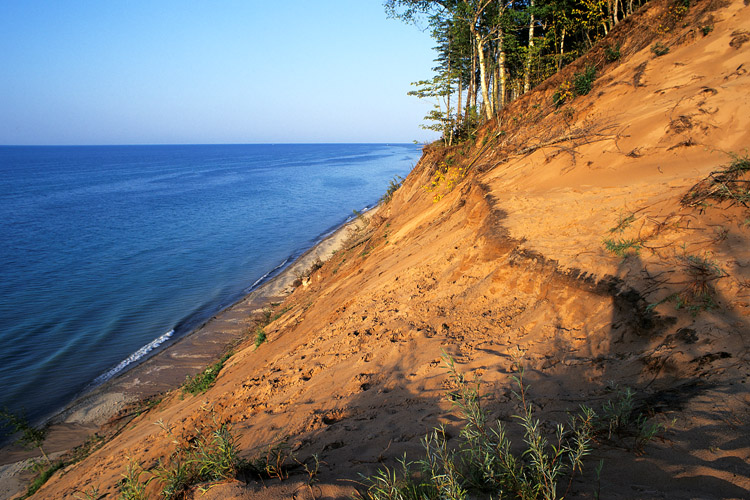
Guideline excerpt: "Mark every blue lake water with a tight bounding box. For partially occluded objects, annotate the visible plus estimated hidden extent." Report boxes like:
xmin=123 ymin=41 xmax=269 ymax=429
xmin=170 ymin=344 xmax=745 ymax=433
xmin=0 ymin=144 xmax=420 ymax=424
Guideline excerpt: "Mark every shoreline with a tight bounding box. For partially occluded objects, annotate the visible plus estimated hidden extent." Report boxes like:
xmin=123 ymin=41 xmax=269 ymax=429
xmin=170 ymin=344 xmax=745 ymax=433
xmin=0 ymin=206 xmax=377 ymax=469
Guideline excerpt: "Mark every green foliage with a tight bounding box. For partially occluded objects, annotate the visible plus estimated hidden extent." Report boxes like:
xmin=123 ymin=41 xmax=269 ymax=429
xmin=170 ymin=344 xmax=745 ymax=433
xmin=608 ymin=213 xmax=636 ymax=234
xmin=119 ymin=458 xmax=149 ymax=500
xmin=677 ymin=254 xmax=724 ymax=314
xmin=182 ymin=351 xmax=232 ymax=395
xmin=682 ymin=152 xmax=750 ymax=208
xmin=73 ymin=486 xmax=101 ymax=500
xmin=701 ymin=24 xmax=713 ymax=35
xmin=153 ymin=454 xmax=193 ymax=499
xmin=126 ymin=413 xmax=242 ymax=499
xmin=554 ymin=65 xmax=596 ymax=107
xmin=268 ymin=306 xmax=291 ymax=324
xmin=22 ymin=460 xmax=64 ymax=498
xmin=573 ymin=65 xmax=597 ymax=96
xmin=246 ymin=439 xmax=294 ymax=480
xmin=381 ymin=175 xmax=405 ymax=205
xmin=596 ymin=386 xmax=664 ymax=453
xmin=603 ymin=238 xmax=642 ymax=257
xmin=389 ymin=0 xmax=646 ymax=137
xmin=1 ymin=410 xmax=106 ymax=498
xmin=604 ymin=43 xmax=621 ymax=62
xmin=553 ymin=81 xmax=573 ymax=108
xmin=356 ymin=357 xmax=594 ymax=499
xmin=254 ymin=327 xmax=267 ymax=349
xmin=0 ymin=407 xmax=50 ymax=464
xmin=651 ymin=42 xmax=670 ymax=56
xmin=647 ymin=249 xmax=725 ymax=315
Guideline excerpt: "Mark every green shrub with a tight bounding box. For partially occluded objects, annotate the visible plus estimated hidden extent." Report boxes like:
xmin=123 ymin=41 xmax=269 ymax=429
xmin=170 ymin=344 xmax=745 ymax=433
xmin=604 ymin=43 xmax=621 ymax=62
xmin=356 ymin=357 xmax=594 ymax=500
xmin=182 ymin=351 xmax=232 ymax=395
xmin=135 ymin=413 xmax=244 ymax=499
xmin=553 ymin=66 xmax=596 ymax=107
xmin=380 ymin=175 xmax=405 ymax=205
xmin=0 ymin=407 xmax=50 ymax=464
xmin=254 ymin=327 xmax=267 ymax=349
xmin=651 ymin=42 xmax=670 ymax=56
xmin=597 ymin=386 xmax=665 ymax=453
xmin=573 ymin=65 xmax=597 ymax=96
xmin=603 ymin=238 xmax=642 ymax=257
xmin=119 ymin=458 xmax=149 ymax=500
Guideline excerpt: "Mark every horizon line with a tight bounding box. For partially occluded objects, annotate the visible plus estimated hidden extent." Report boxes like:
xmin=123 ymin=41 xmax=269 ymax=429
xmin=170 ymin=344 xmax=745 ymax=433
xmin=0 ymin=141 xmax=428 ymax=147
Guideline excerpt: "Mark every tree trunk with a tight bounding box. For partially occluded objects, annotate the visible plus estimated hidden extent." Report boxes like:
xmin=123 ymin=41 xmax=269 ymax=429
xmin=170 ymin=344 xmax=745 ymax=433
xmin=465 ymin=37 xmax=477 ymax=124
xmin=474 ymin=30 xmax=493 ymax=120
xmin=492 ymin=60 xmax=499 ymax=114
xmin=560 ymin=28 xmax=566 ymax=69
xmin=498 ymin=27 xmax=506 ymax=109
xmin=457 ymin=77 xmax=462 ymax=127
xmin=523 ymin=0 xmax=535 ymax=93
xmin=446 ymin=54 xmax=452 ymax=146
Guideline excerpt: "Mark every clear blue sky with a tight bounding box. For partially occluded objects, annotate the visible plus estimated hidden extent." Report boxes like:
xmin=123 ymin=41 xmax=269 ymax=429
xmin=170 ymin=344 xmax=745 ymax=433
xmin=0 ymin=1 xmax=440 ymax=145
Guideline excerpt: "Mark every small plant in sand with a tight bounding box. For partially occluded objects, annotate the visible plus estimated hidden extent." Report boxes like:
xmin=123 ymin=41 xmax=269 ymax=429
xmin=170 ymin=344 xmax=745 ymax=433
xmin=647 ymin=252 xmax=725 ymax=316
xmin=608 ymin=213 xmax=636 ymax=234
xmin=381 ymin=175 xmax=405 ymax=204
xmin=0 ymin=407 xmax=50 ymax=464
xmin=254 ymin=326 xmax=267 ymax=349
xmin=651 ymin=42 xmax=670 ymax=57
xmin=425 ymin=160 xmax=467 ymax=202
xmin=148 ymin=409 xmax=242 ymax=499
xmin=247 ymin=438 xmax=295 ymax=480
xmin=553 ymin=81 xmax=574 ymax=108
xmin=603 ymin=237 xmax=642 ymax=257
xmin=24 ymin=461 xmax=65 ymax=498
xmin=268 ymin=306 xmax=291 ymax=324
xmin=73 ymin=486 xmax=101 ymax=500
xmin=604 ymin=43 xmax=621 ymax=62
xmin=554 ymin=66 xmax=596 ymax=107
xmin=675 ymin=254 xmax=725 ymax=314
xmin=119 ymin=458 xmax=150 ymax=500
xmin=182 ymin=351 xmax=232 ymax=395
xmin=596 ymin=386 xmax=665 ymax=453
xmin=356 ymin=356 xmax=595 ymax=500
xmin=572 ymin=65 xmax=597 ymax=96
xmin=682 ymin=153 xmax=750 ymax=208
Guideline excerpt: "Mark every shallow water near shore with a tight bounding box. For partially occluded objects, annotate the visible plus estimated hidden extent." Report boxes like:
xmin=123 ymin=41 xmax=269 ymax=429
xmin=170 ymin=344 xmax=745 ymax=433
xmin=0 ymin=143 xmax=420 ymax=424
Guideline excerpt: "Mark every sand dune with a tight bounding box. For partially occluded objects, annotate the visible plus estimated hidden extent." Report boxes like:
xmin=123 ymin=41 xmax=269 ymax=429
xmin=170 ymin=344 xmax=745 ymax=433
xmin=4 ymin=0 xmax=750 ymax=498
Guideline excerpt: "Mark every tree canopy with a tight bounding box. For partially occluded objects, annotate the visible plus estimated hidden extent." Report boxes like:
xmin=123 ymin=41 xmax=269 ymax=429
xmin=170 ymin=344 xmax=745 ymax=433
xmin=386 ymin=0 xmax=648 ymax=145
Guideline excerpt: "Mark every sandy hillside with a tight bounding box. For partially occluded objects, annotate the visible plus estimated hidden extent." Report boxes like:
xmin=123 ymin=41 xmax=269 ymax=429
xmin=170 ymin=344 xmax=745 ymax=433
xmin=10 ymin=0 xmax=750 ymax=498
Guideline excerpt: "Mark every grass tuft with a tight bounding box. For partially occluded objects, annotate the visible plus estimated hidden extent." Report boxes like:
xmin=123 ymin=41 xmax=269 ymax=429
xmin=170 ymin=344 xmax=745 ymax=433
xmin=603 ymin=238 xmax=642 ymax=257
xmin=182 ymin=351 xmax=232 ymax=395
xmin=127 ymin=410 xmax=243 ymax=499
xmin=254 ymin=327 xmax=267 ymax=349
xmin=119 ymin=458 xmax=149 ymax=500
xmin=381 ymin=175 xmax=405 ymax=204
xmin=651 ymin=42 xmax=670 ymax=56
xmin=355 ymin=356 xmax=594 ymax=499
xmin=682 ymin=153 xmax=750 ymax=208
xmin=604 ymin=43 xmax=621 ymax=62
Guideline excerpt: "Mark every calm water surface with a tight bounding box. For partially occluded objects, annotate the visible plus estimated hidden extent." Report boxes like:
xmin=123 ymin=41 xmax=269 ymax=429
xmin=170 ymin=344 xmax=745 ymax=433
xmin=0 ymin=144 xmax=420 ymax=423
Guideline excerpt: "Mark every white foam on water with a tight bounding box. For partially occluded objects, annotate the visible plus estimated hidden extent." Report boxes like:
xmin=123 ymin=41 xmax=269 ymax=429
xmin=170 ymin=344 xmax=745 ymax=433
xmin=247 ymin=258 xmax=289 ymax=291
xmin=92 ymin=329 xmax=174 ymax=385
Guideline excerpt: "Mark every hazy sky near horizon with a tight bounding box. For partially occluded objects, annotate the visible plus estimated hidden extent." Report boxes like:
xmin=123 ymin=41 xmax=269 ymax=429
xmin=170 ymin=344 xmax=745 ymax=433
xmin=0 ymin=1 xmax=440 ymax=145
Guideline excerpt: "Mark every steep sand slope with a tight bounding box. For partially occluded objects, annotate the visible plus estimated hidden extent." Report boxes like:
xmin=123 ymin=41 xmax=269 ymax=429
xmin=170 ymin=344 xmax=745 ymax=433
xmin=24 ymin=0 xmax=750 ymax=498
